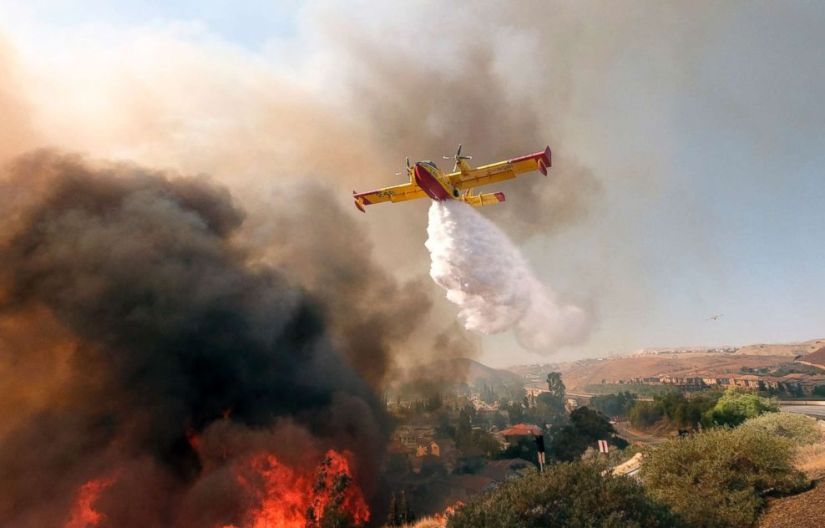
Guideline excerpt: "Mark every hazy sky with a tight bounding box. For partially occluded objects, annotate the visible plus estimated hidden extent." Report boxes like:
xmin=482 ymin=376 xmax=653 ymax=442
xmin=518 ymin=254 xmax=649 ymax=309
xmin=2 ymin=1 xmax=824 ymax=367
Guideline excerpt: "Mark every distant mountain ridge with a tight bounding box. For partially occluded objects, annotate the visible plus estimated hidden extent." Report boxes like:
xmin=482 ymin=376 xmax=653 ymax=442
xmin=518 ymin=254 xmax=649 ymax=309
xmin=506 ymin=338 xmax=825 ymax=392
xmin=734 ymin=338 xmax=825 ymax=357
xmin=629 ymin=339 xmax=825 ymax=357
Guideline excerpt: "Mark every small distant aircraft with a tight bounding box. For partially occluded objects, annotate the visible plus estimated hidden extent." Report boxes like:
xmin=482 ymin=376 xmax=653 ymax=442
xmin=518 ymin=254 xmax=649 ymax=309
xmin=707 ymin=314 xmax=724 ymax=321
xmin=352 ymin=144 xmax=551 ymax=212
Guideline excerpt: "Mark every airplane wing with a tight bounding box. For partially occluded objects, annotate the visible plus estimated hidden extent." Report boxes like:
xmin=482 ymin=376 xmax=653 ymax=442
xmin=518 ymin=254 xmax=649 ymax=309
xmin=352 ymin=182 xmax=426 ymax=212
xmin=449 ymin=146 xmax=551 ymax=189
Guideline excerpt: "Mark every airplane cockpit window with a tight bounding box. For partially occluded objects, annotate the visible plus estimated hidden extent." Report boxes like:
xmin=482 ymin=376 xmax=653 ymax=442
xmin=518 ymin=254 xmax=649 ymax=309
xmin=420 ymin=160 xmax=438 ymax=169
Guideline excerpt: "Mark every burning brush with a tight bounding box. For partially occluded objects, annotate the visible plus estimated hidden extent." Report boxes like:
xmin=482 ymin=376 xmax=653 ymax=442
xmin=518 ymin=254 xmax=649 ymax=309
xmin=0 ymin=152 xmax=384 ymax=527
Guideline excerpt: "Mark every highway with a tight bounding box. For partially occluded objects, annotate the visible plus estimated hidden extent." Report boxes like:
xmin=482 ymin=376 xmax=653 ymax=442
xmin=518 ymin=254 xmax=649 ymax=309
xmin=780 ymin=405 xmax=825 ymax=419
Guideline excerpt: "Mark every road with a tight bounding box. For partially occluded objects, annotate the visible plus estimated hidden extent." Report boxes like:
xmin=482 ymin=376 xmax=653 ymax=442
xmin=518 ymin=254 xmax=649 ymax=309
xmin=780 ymin=405 xmax=825 ymax=419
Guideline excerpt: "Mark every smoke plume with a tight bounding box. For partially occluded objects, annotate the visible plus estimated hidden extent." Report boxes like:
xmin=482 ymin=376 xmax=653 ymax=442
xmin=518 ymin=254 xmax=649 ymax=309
xmin=246 ymin=184 xmax=432 ymax=387
xmin=0 ymin=151 xmax=387 ymax=527
xmin=426 ymin=200 xmax=590 ymax=354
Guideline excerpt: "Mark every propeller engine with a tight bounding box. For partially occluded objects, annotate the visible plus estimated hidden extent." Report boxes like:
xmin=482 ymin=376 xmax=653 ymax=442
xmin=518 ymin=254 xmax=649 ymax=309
xmin=395 ymin=156 xmax=411 ymax=176
xmin=443 ymin=144 xmax=472 ymax=172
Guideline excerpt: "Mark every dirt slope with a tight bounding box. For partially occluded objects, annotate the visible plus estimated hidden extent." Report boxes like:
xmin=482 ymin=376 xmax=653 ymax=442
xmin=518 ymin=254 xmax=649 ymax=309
xmin=759 ymin=482 xmax=825 ymax=528
xmin=736 ymin=339 xmax=825 ymax=357
xmin=801 ymin=346 xmax=825 ymax=370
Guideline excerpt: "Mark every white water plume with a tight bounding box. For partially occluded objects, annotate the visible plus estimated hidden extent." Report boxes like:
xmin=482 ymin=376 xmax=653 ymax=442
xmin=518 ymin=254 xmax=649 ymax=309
xmin=425 ymin=200 xmax=590 ymax=353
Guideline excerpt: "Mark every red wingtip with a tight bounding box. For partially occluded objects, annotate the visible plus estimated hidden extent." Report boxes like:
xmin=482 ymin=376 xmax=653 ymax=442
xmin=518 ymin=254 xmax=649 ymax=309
xmin=538 ymin=146 xmax=551 ymax=176
xmin=494 ymin=192 xmax=506 ymax=202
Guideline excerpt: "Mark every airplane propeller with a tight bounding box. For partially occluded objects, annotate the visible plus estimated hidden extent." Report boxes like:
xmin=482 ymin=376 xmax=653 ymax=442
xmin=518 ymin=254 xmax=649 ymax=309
xmin=395 ymin=156 xmax=411 ymax=176
xmin=443 ymin=144 xmax=472 ymax=171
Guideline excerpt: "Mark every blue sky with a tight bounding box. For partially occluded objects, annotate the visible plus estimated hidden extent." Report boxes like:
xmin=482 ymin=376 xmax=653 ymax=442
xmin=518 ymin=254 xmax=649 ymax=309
xmin=2 ymin=1 xmax=300 ymax=49
xmin=2 ymin=1 xmax=824 ymax=366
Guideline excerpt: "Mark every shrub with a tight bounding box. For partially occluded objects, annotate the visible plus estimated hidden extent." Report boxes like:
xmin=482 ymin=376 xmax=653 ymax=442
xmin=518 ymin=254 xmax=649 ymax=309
xmin=641 ymin=427 xmax=808 ymax=528
xmin=448 ymin=461 xmax=684 ymax=528
xmin=738 ymin=412 xmax=820 ymax=446
xmin=703 ymin=388 xmax=778 ymax=427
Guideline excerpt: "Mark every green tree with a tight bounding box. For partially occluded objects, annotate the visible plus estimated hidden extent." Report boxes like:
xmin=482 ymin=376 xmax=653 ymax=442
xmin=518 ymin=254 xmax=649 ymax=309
xmin=641 ymin=427 xmax=807 ymax=528
xmin=703 ymin=388 xmax=778 ymax=427
xmin=499 ymin=435 xmax=539 ymax=461
xmin=448 ymin=461 xmax=685 ymax=528
xmin=628 ymin=401 xmax=663 ymax=428
xmin=551 ymin=407 xmax=627 ymax=461
xmin=546 ymin=372 xmax=565 ymax=399
xmin=570 ymin=406 xmax=615 ymax=438
xmin=535 ymin=392 xmax=565 ymax=417
xmin=590 ymin=391 xmax=636 ymax=418
xmin=535 ymin=372 xmax=566 ymax=416
xmin=628 ymin=391 xmax=721 ymax=429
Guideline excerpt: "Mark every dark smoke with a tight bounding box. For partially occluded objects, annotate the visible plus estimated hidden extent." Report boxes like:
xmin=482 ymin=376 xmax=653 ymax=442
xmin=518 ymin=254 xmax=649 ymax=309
xmin=0 ymin=151 xmax=389 ymax=527
xmin=247 ymin=184 xmax=432 ymax=388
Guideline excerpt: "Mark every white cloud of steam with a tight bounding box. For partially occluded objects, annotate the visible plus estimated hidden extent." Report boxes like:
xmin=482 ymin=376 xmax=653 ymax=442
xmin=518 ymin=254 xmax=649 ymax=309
xmin=425 ymin=200 xmax=590 ymax=354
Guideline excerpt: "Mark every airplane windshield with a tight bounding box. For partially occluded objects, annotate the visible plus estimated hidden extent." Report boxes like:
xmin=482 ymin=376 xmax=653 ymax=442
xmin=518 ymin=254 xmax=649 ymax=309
xmin=420 ymin=160 xmax=437 ymax=169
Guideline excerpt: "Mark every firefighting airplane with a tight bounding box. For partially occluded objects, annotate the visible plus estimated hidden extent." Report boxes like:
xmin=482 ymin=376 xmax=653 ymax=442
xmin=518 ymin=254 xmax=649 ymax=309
xmin=352 ymin=144 xmax=551 ymax=212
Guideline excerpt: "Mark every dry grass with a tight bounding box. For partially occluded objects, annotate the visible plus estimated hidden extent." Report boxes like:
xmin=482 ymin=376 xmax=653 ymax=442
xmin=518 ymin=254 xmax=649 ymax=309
xmin=788 ymin=421 xmax=825 ymax=480
xmin=795 ymin=428 xmax=825 ymax=480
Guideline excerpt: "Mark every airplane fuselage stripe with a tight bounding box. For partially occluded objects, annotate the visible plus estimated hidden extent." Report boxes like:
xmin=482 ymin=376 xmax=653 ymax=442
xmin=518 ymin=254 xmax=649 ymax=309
xmin=414 ymin=164 xmax=452 ymax=201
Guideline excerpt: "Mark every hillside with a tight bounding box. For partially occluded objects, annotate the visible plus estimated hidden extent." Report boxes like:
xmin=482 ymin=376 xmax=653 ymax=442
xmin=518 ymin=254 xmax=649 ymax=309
xmin=800 ymin=346 xmax=825 ymax=370
xmin=507 ymin=338 xmax=825 ymax=392
xmin=424 ymin=357 xmax=523 ymax=387
xmin=552 ymin=353 xmax=794 ymax=392
xmin=393 ymin=357 xmax=523 ymax=399
xmin=735 ymin=338 xmax=825 ymax=357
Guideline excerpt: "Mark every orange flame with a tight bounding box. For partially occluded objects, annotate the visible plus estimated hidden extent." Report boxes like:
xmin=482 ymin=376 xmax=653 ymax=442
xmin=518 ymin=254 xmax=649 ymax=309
xmin=227 ymin=449 xmax=369 ymax=528
xmin=64 ymin=476 xmax=116 ymax=528
xmin=426 ymin=500 xmax=463 ymax=525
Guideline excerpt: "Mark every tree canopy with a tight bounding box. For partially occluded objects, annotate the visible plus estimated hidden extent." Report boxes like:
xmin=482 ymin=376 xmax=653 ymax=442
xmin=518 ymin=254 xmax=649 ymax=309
xmin=551 ymin=407 xmax=627 ymax=462
xmin=703 ymin=388 xmax=778 ymax=427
